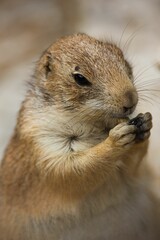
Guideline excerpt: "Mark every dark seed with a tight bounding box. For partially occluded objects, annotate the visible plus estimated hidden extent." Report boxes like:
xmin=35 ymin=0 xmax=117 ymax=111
xmin=128 ymin=117 xmax=143 ymax=128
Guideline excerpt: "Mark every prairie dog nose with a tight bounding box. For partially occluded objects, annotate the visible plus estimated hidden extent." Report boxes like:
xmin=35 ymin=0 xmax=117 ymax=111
xmin=123 ymin=90 xmax=138 ymax=113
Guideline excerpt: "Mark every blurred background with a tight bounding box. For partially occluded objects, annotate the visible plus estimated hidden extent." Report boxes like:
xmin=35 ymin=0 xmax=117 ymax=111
xmin=0 ymin=0 xmax=160 ymax=195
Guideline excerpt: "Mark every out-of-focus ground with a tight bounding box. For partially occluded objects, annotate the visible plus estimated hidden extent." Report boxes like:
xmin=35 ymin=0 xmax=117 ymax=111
xmin=0 ymin=0 xmax=160 ymax=195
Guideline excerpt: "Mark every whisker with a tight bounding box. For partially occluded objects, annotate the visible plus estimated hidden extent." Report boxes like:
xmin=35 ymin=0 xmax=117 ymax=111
xmin=139 ymin=96 xmax=160 ymax=112
xmin=122 ymin=25 xmax=145 ymax=54
xmin=136 ymin=84 xmax=160 ymax=91
xmin=118 ymin=21 xmax=132 ymax=48
xmin=137 ymin=89 xmax=160 ymax=98
xmin=134 ymin=77 xmax=160 ymax=85
xmin=138 ymin=96 xmax=154 ymax=106
xmin=137 ymin=88 xmax=160 ymax=93
xmin=133 ymin=65 xmax=154 ymax=83
xmin=138 ymin=93 xmax=160 ymax=105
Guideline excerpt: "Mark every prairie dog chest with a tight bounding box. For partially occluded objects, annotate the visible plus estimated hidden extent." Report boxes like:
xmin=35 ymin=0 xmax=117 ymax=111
xmin=49 ymin=121 xmax=108 ymax=154
xmin=70 ymin=122 xmax=108 ymax=152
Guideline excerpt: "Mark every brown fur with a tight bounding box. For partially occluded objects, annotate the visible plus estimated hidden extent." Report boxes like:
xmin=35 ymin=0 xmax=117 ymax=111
xmin=0 ymin=33 xmax=159 ymax=240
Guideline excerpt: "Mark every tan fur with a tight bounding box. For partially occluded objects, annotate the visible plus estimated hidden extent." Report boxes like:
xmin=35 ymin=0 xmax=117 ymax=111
xmin=0 ymin=33 xmax=159 ymax=240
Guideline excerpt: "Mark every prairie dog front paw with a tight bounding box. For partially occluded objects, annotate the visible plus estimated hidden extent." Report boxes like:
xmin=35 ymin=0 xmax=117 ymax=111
xmin=128 ymin=112 xmax=152 ymax=142
xmin=109 ymin=122 xmax=137 ymax=148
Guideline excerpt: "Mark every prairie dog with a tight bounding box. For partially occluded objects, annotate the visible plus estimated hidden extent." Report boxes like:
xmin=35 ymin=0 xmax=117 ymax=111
xmin=0 ymin=33 xmax=159 ymax=240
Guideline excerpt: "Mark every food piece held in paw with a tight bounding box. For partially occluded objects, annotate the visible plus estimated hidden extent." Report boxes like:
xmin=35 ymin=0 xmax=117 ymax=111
xmin=128 ymin=115 xmax=144 ymax=128
xmin=128 ymin=112 xmax=152 ymax=142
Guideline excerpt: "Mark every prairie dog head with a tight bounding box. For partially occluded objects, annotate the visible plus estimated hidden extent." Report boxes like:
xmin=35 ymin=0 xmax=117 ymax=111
xmin=32 ymin=33 xmax=138 ymax=129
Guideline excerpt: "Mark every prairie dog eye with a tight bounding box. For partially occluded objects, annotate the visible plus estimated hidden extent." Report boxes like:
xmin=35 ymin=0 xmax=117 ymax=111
xmin=72 ymin=73 xmax=92 ymax=87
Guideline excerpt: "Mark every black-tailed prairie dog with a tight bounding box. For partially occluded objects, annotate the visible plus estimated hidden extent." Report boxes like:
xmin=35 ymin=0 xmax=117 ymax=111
xmin=0 ymin=33 xmax=159 ymax=240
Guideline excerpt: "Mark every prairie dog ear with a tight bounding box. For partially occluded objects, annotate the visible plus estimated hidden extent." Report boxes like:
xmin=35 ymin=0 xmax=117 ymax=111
xmin=36 ymin=51 xmax=54 ymax=79
xmin=44 ymin=52 xmax=53 ymax=77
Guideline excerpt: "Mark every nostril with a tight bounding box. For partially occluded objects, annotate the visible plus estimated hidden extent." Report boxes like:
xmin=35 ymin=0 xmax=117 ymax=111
xmin=123 ymin=106 xmax=128 ymax=113
xmin=123 ymin=106 xmax=134 ymax=113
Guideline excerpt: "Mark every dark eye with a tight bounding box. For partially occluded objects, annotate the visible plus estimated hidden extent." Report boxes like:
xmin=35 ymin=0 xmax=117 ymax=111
xmin=72 ymin=73 xmax=92 ymax=87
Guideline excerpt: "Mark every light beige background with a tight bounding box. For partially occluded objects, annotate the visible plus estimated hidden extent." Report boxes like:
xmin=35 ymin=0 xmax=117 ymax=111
xmin=0 ymin=0 xmax=160 ymax=194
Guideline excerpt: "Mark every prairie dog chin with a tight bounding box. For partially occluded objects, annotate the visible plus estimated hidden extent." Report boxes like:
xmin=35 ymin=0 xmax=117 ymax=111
xmin=0 ymin=33 xmax=159 ymax=240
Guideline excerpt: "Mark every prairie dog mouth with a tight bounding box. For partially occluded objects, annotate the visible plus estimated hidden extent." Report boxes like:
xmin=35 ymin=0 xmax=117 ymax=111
xmin=111 ymin=113 xmax=129 ymax=119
